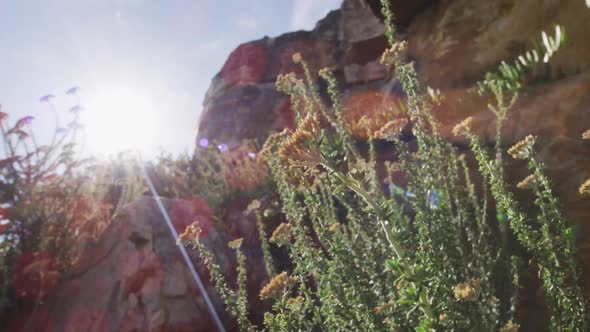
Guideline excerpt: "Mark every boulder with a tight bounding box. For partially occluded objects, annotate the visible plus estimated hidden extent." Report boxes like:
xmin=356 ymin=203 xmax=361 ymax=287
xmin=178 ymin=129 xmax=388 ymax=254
xmin=15 ymin=197 xmax=270 ymax=332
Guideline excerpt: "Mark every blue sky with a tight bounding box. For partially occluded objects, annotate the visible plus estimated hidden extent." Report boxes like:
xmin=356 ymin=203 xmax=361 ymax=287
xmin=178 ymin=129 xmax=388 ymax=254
xmin=0 ymin=0 xmax=342 ymax=158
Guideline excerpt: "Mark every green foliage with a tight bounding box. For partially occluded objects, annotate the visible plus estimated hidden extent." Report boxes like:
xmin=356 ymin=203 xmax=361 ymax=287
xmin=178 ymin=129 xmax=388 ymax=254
xmin=477 ymin=25 xmax=566 ymax=93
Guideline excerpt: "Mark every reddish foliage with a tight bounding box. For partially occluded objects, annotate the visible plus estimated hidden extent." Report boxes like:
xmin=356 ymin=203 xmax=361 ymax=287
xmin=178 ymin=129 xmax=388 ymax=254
xmin=221 ymin=43 xmax=268 ymax=86
xmin=13 ymin=251 xmax=59 ymax=302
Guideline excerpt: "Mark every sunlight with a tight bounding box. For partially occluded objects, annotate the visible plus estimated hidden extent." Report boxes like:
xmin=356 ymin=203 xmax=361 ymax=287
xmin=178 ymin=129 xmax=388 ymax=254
xmin=80 ymin=85 xmax=161 ymax=157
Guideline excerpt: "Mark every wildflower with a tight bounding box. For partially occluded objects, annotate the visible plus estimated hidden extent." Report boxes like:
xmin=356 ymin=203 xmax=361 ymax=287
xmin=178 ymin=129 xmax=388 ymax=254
xmin=439 ymin=313 xmax=448 ymax=321
xmin=328 ymin=223 xmax=341 ymax=233
xmin=275 ymin=73 xmax=301 ymax=93
xmin=228 ymin=238 xmax=243 ymax=249
xmin=452 ymin=117 xmax=474 ymax=136
xmin=246 ymin=199 xmax=261 ymax=213
xmin=218 ymin=143 xmax=229 ymax=153
xmin=373 ymin=118 xmax=408 ymax=139
xmin=500 ymin=320 xmax=520 ymax=332
xmin=247 ymin=152 xmax=256 ymax=159
xmin=507 ymin=135 xmax=536 ymax=160
xmin=582 ymin=129 xmax=590 ymax=140
xmin=270 ymin=223 xmax=292 ymax=247
xmin=259 ymin=272 xmax=299 ymax=300
xmin=198 ymin=138 xmax=209 ymax=148
xmin=454 ymin=279 xmax=481 ymax=301
xmin=39 ymin=94 xmax=55 ymax=103
xmin=291 ymin=52 xmax=302 ymax=64
xmin=66 ymin=87 xmax=79 ymax=95
xmin=22 ymin=116 xmax=34 ymax=124
xmin=178 ymin=222 xmax=202 ymax=245
xmin=380 ymin=40 xmax=407 ymax=66
xmin=517 ymin=174 xmax=536 ymax=189
xmin=278 ymin=115 xmax=321 ymax=166
xmin=579 ymin=178 xmax=590 ymax=196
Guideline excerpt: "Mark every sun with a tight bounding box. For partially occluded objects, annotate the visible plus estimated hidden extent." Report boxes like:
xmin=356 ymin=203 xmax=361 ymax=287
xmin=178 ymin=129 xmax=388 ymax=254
xmin=80 ymin=86 xmax=161 ymax=158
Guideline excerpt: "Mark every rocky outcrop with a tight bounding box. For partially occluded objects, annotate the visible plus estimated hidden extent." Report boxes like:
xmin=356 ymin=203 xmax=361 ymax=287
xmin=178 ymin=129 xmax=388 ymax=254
xmin=14 ymin=197 xmax=271 ymax=332
xmin=12 ymin=1 xmax=590 ymax=331
xmin=197 ymin=0 xmax=590 ymax=223
xmin=196 ymin=0 xmax=590 ymax=329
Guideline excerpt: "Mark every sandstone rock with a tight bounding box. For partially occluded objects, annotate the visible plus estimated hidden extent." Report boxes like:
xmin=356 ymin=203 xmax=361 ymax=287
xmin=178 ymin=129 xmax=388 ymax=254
xmin=195 ymin=1 xmax=590 ymax=329
xmin=15 ymin=197 xmax=271 ymax=332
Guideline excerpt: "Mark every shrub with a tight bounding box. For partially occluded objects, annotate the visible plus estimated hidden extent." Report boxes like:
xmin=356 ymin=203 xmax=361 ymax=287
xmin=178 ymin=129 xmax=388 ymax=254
xmin=180 ymin=1 xmax=588 ymax=331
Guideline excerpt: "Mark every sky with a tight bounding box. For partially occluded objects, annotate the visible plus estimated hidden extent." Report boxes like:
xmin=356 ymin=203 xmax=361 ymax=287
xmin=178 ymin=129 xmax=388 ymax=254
xmin=0 ymin=0 xmax=342 ymax=159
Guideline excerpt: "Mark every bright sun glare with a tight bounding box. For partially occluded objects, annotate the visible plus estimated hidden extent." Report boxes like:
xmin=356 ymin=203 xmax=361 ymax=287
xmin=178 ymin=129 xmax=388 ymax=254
xmin=80 ymin=86 xmax=161 ymax=158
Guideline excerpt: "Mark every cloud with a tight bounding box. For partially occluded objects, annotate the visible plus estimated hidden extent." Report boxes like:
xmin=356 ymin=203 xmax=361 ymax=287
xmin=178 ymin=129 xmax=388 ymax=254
xmin=290 ymin=0 xmax=342 ymax=31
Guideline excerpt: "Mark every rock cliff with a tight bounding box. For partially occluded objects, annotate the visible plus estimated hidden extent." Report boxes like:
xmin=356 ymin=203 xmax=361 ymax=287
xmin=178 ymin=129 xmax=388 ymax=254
xmin=15 ymin=1 xmax=590 ymax=331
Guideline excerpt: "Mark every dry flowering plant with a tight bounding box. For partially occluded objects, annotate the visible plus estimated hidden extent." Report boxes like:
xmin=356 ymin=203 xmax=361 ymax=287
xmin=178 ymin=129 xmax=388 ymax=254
xmin=179 ymin=1 xmax=588 ymax=331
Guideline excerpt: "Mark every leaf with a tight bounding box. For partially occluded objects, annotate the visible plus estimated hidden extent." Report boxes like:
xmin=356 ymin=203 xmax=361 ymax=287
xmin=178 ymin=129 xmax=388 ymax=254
xmin=542 ymin=31 xmax=552 ymax=54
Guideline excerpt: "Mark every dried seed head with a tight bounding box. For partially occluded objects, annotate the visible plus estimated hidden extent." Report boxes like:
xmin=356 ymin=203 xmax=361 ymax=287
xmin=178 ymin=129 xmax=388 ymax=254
xmin=178 ymin=222 xmax=202 ymax=245
xmin=380 ymin=41 xmax=407 ymax=66
xmin=508 ymin=135 xmax=536 ymax=160
xmin=373 ymin=118 xmax=408 ymax=139
xmin=270 ymin=223 xmax=293 ymax=247
xmin=579 ymin=178 xmax=590 ymax=196
xmin=318 ymin=67 xmax=332 ymax=80
xmin=258 ymin=129 xmax=292 ymax=163
xmin=582 ymin=129 xmax=590 ymax=140
xmin=454 ymin=279 xmax=481 ymax=301
xmin=277 ymin=115 xmax=321 ymax=166
xmin=452 ymin=117 xmax=474 ymax=137
xmin=439 ymin=313 xmax=448 ymax=322
xmin=246 ymin=199 xmax=261 ymax=213
xmin=328 ymin=223 xmax=341 ymax=233
xmin=291 ymin=52 xmax=302 ymax=64
xmin=276 ymin=73 xmax=301 ymax=93
xmin=259 ymin=272 xmax=299 ymax=300
xmin=228 ymin=238 xmax=243 ymax=249
xmin=499 ymin=320 xmax=520 ymax=332
xmin=516 ymin=174 xmax=536 ymax=190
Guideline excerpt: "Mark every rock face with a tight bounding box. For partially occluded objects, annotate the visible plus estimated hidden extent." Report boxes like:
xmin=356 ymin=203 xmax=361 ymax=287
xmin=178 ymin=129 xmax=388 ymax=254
xmin=197 ymin=0 xmax=590 ymax=226
xmin=14 ymin=197 xmax=270 ymax=332
xmin=13 ymin=1 xmax=590 ymax=331
xmin=196 ymin=0 xmax=590 ymax=329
